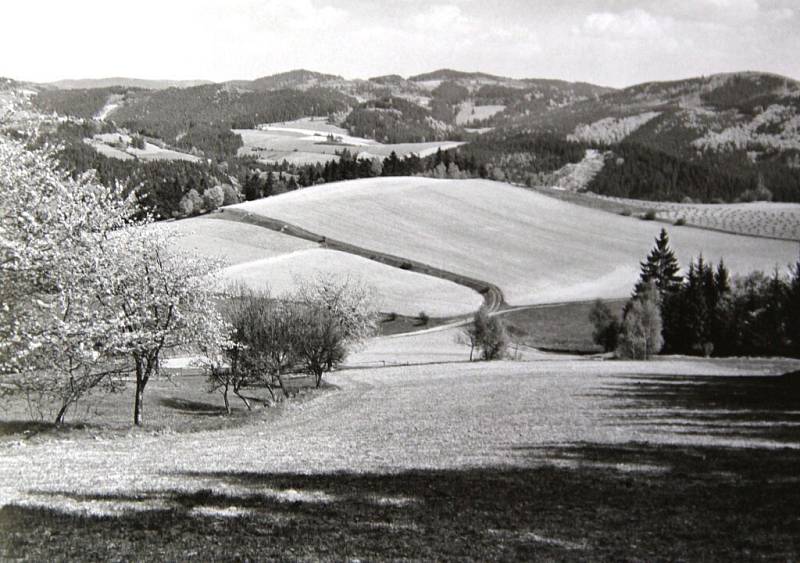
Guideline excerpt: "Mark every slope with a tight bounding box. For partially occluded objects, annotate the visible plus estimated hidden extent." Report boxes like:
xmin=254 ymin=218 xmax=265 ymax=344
xmin=229 ymin=177 xmax=800 ymax=306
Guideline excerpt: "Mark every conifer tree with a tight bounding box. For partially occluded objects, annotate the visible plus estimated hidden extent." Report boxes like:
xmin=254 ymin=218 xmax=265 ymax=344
xmin=634 ymin=228 xmax=683 ymax=298
xmin=787 ymin=259 xmax=800 ymax=356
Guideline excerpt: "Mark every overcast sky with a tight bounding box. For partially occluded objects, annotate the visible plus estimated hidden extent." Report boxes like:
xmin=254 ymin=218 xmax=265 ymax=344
xmin=3 ymin=0 xmax=798 ymax=88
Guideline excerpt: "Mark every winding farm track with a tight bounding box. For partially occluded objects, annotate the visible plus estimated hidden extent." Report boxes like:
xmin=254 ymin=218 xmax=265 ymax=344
xmin=216 ymin=208 xmax=506 ymax=312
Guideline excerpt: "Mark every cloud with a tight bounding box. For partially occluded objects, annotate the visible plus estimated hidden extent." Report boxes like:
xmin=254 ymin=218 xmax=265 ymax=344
xmin=580 ymin=9 xmax=668 ymax=38
xmin=411 ymin=4 xmax=471 ymax=31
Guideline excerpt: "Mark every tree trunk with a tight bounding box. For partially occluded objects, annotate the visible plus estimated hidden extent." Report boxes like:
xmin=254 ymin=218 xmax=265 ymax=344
xmin=134 ymin=359 xmax=148 ymax=426
xmin=276 ymin=374 xmax=289 ymax=398
xmin=222 ymin=385 xmax=231 ymax=415
xmin=233 ymin=389 xmax=252 ymax=410
xmin=134 ymin=380 xmax=145 ymax=425
xmin=315 ymin=372 xmax=322 ymax=388
xmin=54 ymin=401 xmax=71 ymax=425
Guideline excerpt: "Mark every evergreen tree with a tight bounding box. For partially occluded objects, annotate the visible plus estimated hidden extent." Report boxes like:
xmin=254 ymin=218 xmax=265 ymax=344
xmin=787 ymin=259 xmax=800 ymax=356
xmin=634 ymin=228 xmax=683 ymax=298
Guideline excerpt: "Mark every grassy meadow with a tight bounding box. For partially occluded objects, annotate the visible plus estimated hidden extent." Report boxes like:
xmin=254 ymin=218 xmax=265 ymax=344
xmin=229 ymin=177 xmax=800 ymax=306
xmin=2 ymin=357 xmax=799 ymax=560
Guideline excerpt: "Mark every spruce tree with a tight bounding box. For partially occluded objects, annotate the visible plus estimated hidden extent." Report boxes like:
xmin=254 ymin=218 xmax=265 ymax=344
xmin=787 ymin=260 xmax=800 ymax=357
xmin=634 ymin=228 xmax=682 ymax=298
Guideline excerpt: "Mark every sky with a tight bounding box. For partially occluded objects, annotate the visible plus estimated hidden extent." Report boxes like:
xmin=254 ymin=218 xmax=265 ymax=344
xmin=2 ymin=0 xmax=798 ymax=88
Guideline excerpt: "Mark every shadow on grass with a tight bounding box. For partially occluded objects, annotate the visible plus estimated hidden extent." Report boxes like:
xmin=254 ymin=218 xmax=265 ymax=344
xmin=158 ymin=397 xmax=230 ymax=417
xmin=596 ymin=370 xmax=800 ymax=444
xmin=3 ymin=442 xmax=800 ymax=561
xmin=0 ymin=420 xmax=98 ymax=439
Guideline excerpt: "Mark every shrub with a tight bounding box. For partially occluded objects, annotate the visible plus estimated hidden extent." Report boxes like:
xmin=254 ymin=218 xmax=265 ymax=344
xmin=463 ymin=306 xmax=508 ymax=361
xmin=617 ymin=283 xmax=663 ymax=360
xmin=675 ymin=217 xmax=686 ymax=226
xmin=202 ymin=185 xmax=225 ymax=211
xmin=620 ymin=208 xmax=632 ymax=217
xmin=221 ymin=184 xmax=240 ymax=206
xmin=642 ymin=209 xmax=657 ymax=221
xmin=589 ymin=300 xmax=620 ymax=352
xmin=418 ymin=311 xmax=430 ymax=325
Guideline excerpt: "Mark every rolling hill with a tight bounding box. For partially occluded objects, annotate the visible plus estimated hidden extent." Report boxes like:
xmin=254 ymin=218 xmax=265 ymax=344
xmin=165 ymin=216 xmax=481 ymax=317
xmin=228 ymin=177 xmax=800 ymax=306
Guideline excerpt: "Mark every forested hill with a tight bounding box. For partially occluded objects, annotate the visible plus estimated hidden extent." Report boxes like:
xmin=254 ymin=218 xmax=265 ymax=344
xmin=18 ymin=68 xmax=800 ymax=203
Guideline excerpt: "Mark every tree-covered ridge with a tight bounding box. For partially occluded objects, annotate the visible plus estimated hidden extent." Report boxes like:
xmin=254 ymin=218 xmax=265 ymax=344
xmin=343 ymin=96 xmax=453 ymax=143
xmin=31 ymin=86 xmax=137 ymax=119
xmin=460 ymin=130 xmax=587 ymax=184
xmin=586 ymin=142 xmax=800 ymax=202
xmin=111 ymin=85 xmax=355 ymax=142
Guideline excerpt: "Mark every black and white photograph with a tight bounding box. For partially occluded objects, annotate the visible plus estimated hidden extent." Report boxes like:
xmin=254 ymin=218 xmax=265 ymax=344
xmin=1 ymin=0 xmax=799 ymax=559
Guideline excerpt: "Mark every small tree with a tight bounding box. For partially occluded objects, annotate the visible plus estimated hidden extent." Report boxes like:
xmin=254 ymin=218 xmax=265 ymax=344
xmin=617 ymin=283 xmax=663 ymax=360
xmin=292 ymin=304 xmax=347 ymax=388
xmin=221 ymin=183 xmax=240 ymax=206
xmin=202 ymin=185 xmax=225 ymax=211
xmin=291 ymin=274 xmax=376 ymax=386
xmin=634 ymin=228 xmax=682 ymax=298
xmin=464 ymin=306 xmax=508 ymax=361
xmin=589 ymin=300 xmax=620 ymax=353
xmin=96 ymin=226 xmax=227 ymax=425
xmin=200 ymin=285 xmax=274 ymax=413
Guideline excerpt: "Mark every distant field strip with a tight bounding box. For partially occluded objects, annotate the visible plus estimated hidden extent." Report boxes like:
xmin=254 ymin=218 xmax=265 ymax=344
xmin=229 ymin=177 xmax=800 ymax=306
xmin=235 ymin=125 xmax=464 ymax=166
xmin=610 ymin=199 xmax=800 ymax=242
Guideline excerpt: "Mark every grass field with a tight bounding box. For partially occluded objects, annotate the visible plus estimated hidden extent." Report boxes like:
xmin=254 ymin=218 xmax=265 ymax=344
xmin=2 ymin=356 xmax=799 ymax=560
xmin=165 ymin=216 xmax=482 ymax=316
xmin=536 ymin=185 xmax=800 ymax=241
xmin=166 ymin=216 xmax=316 ymax=265
xmin=502 ymin=299 xmax=628 ymax=353
xmin=235 ymin=127 xmax=464 ymax=165
xmin=455 ymin=102 xmax=506 ymax=125
xmin=221 ymin=248 xmax=483 ymax=317
xmin=86 ymin=133 xmax=201 ymax=163
xmin=229 ymin=177 xmax=800 ymax=306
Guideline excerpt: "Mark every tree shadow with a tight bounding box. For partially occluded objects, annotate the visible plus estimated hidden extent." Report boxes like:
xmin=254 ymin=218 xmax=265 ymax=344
xmin=593 ymin=370 xmax=800 ymax=444
xmin=4 ymin=443 xmax=800 ymax=561
xmin=158 ymin=397 xmax=230 ymax=417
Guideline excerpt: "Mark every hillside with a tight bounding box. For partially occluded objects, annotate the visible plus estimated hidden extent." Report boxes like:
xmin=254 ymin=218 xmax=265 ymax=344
xmin=228 ymin=177 xmax=799 ymax=306
xmin=18 ymin=68 xmax=800 ymax=204
xmin=514 ymin=72 xmax=800 ymax=202
xmin=166 ymin=216 xmax=482 ymax=316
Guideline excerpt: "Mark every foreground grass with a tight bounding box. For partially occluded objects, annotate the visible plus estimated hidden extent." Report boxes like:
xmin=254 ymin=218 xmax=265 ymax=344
xmin=0 ymin=375 xmax=320 ymax=443
xmin=2 ymin=361 xmax=799 ymax=560
xmin=2 ymin=442 xmax=798 ymax=560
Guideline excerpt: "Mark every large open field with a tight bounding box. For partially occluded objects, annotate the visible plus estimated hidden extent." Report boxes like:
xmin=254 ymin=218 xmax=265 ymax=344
xmin=85 ymin=133 xmax=202 ymax=163
xmin=2 ymin=355 xmax=799 ymax=560
xmin=235 ymin=122 xmax=464 ymax=166
xmin=229 ymin=177 xmax=800 ymax=306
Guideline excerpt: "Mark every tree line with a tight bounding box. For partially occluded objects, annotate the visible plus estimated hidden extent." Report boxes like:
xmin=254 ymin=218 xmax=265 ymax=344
xmin=591 ymin=228 xmax=800 ymax=359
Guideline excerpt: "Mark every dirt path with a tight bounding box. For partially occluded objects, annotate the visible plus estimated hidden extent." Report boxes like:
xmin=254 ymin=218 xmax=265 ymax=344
xmin=1 ymin=357 xmax=796 ymax=515
xmin=216 ymin=209 xmax=506 ymax=311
